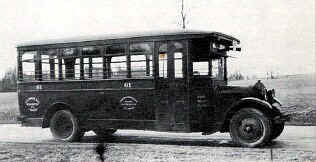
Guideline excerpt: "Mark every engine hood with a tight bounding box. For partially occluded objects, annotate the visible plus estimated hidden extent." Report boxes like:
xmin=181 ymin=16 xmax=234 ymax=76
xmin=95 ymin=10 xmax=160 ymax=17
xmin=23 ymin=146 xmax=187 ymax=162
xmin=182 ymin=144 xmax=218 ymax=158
xmin=217 ymin=86 xmax=255 ymax=98
xmin=217 ymin=80 xmax=267 ymax=100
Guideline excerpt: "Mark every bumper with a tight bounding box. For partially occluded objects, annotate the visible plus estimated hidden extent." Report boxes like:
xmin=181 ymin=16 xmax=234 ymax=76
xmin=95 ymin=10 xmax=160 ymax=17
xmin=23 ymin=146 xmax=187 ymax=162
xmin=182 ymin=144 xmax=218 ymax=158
xmin=273 ymin=113 xmax=291 ymax=124
xmin=17 ymin=115 xmax=43 ymax=127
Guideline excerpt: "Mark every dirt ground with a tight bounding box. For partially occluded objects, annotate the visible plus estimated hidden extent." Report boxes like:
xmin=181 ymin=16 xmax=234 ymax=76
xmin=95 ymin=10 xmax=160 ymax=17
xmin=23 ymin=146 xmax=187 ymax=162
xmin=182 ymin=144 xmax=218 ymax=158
xmin=0 ymin=125 xmax=315 ymax=162
xmin=0 ymin=142 xmax=315 ymax=162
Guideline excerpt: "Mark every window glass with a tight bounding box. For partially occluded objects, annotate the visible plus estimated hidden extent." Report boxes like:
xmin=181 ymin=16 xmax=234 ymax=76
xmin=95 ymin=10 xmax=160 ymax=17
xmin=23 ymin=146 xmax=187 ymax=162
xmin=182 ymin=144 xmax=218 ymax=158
xmin=130 ymin=42 xmax=153 ymax=78
xmin=54 ymin=58 xmax=59 ymax=79
xmin=130 ymin=43 xmax=152 ymax=54
xmin=61 ymin=48 xmax=77 ymax=57
xmin=212 ymin=58 xmax=224 ymax=80
xmin=62 ymin=58 xmax=80 ymax=80
xmin=92 ymin=57 xmax=103 ymax=79
xmin=83 ymin=58 xmax=90 ymax=79
xmin=159 ymin=53 xmax=167 ymax=78
xmin=22 ymin=51 xmax=36 ymax=81
xmin=74 ymin=58 xmax=80 ymax=79
xmin=159 ymin=43 xmax=167 ymax=78
xmin=106 ymin=44 xmax=126 ymax=55
xmin=131 ymin=55 xmax=152 ymax=78
xmin=174 ymin=52 xmax=183 ymax=78
xmin=82 ymin=47 xmax=100 ymax=56
xmin=193 ymin=62 xmax=209 ymax=76
xmin=110 ymin=56 xmax=127 ymax=78
xmin=80 ymin=46 xmax=103 ymax=80
xmin=41 ymin=55 xmax=50 ymax=80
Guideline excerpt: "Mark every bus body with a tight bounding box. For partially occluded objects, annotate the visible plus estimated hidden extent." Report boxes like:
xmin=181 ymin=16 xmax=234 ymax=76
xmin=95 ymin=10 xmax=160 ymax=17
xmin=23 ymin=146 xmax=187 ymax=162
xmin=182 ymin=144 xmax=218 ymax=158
xmin=16 ymin=30 xmax=289 ymax=147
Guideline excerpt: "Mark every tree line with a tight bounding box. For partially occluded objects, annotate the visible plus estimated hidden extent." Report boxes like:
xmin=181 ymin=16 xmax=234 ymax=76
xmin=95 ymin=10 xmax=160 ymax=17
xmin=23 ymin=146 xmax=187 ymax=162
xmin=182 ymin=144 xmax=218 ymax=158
xmin=0 ymin=67 xmax=17 ymax=92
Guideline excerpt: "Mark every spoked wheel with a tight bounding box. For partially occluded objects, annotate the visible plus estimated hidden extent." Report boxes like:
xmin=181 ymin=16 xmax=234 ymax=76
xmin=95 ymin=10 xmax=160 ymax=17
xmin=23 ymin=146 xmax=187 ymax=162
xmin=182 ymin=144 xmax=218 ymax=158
xmin=229 ymin=108 xmax=272 ymax=147
xmin=270 ymin=122 xmax=285 ymax=140
xmin=93 ymin=128 xmax=117 ymax=139
xmin=50 ymin=110 xmax=84 ymax=142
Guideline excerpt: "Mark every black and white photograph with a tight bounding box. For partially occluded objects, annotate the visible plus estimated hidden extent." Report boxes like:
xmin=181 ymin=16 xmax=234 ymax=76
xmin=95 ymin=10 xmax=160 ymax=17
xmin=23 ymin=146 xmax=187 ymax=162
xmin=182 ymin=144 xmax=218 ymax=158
xmin=0 ymin=0 xmax=315 ymax=161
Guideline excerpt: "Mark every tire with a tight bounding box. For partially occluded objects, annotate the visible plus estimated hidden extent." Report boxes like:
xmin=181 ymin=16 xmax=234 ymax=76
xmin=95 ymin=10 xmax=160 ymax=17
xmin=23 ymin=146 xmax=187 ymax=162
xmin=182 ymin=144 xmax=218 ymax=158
xmin=229 ymin=108 xmax=272 ymax=147
xmin=270 ymin=122 xmax=285 ymax=140
xmin=93 ymin=129 xmax=117 ymax=139
xmin=50 ymin=110 xmax=83 ymax=142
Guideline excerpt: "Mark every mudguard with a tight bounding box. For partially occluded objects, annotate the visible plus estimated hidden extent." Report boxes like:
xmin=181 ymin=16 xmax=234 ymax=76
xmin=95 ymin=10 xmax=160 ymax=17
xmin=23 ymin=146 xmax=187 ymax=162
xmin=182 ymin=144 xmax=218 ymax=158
xmin=220 ymin=97 xmax=275 ymax=132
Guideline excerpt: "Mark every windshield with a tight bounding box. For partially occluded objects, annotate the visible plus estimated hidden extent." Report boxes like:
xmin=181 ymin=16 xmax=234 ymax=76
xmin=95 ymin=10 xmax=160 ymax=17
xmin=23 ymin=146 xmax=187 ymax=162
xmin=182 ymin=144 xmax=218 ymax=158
xmin=211 ymin=58 xmax=225 ymax=80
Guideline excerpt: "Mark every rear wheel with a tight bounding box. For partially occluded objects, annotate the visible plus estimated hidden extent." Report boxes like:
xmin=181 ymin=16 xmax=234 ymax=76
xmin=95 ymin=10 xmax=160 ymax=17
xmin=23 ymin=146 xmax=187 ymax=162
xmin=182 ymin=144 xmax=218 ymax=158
xmin=229 ymin=108 xmax=272 ymax=147
xmin=50 ymin=110 xmax=83 ymax=142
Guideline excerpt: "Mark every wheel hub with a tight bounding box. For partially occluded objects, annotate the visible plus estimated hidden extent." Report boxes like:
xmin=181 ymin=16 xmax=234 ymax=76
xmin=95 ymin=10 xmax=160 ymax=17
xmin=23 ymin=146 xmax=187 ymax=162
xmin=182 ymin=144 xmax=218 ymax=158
xmin=238 ymin=118 xmax=263 ymax=142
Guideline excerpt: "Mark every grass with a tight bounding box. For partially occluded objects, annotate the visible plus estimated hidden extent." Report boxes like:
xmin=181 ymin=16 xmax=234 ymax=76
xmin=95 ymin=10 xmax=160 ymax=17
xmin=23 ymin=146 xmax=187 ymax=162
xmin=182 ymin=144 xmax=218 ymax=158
xmin=0 ymin=92 xmax=18 ymax=124
xmin=229 ymin=74 xmax=316 ymax=125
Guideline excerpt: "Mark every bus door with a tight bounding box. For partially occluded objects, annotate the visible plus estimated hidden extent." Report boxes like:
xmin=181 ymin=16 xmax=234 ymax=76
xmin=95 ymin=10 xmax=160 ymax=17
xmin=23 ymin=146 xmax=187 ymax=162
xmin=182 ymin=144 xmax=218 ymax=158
xmin=156 ymin=40 xmax=189 ymax=132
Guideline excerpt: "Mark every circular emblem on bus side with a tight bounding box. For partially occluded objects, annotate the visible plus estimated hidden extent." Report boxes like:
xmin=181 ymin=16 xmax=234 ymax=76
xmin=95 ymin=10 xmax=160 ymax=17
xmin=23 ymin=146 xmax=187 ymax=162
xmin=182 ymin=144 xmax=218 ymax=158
xmin=25 ymin=97 xmax=40 ymax=112
xmin=120 ymin=96 xmax=137 ymax=110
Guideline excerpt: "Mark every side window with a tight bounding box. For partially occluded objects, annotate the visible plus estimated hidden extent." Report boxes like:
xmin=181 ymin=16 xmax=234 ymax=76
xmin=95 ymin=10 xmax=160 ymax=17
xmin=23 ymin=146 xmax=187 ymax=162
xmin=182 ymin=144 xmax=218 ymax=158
xmin=158 ymin=43 xmax=167 ymax=78
xmin=193 ymin=61 xmax=209 ymax=76
xmin=106 ymin=44 xmax=127 ymax=78
xmin=92 ymin=57 xmax=103 ymax=79
xmin=110 ymin=56 xmax=127 ymax=78
xmin=21 ymin=51 xmax=37 ymax=81
xmin=60 ymin=48 xmax=79 ymax=80
xmin=130 ymin=42 xmax=153 ymax=78
xmin=174 ymin=52 xmax=183 ymax=78
xmin=82 ymin=46 xmax=102 ymax=80
xmin=173 ymin=42 xmax=184 ymax=78
xmin=41 ymin=54 xmax=50 ymax=80
xmin=44 ymin=49 xmax=59 ymax=80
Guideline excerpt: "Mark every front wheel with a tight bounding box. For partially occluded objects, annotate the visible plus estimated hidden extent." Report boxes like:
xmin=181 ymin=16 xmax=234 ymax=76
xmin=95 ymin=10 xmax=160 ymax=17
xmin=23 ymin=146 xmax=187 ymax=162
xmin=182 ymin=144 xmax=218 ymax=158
xmin=50 ymin=110 xmax=84 ymax=142
xmin=229 ymin=108 xmax=272 ymax=147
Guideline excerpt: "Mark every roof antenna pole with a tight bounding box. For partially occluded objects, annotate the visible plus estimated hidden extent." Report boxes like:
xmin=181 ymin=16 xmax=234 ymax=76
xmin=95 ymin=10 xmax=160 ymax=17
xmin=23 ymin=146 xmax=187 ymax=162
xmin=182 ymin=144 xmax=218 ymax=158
xmin=181 ymin=0 xmax=186 ymax=30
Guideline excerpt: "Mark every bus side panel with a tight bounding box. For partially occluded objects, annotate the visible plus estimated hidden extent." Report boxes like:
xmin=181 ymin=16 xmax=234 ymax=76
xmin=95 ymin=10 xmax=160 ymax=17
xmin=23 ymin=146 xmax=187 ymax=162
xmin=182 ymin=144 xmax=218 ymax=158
xmin=82 ymin=79 xmax=157 ymax=130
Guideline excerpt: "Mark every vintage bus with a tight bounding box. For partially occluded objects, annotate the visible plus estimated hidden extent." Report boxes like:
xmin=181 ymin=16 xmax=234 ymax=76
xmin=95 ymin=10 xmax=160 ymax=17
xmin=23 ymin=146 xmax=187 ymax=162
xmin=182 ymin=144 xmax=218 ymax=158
xmin=16 ymin=30 xmax=288 ymax=147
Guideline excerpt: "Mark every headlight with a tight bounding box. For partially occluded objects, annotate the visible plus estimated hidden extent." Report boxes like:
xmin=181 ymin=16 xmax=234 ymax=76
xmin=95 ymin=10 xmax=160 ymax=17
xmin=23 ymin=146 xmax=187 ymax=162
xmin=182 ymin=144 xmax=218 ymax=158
xmin=253 ymin=80 xmax=267 ymax=100
xmin=268 ymin=89 xmax=276 ymax=97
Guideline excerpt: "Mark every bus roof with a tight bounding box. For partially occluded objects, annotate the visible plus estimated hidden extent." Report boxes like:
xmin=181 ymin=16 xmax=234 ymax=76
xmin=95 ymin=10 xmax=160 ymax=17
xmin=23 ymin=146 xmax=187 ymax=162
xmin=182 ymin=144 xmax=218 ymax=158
xmin=17 ymin=30 xmax=240 ymax=48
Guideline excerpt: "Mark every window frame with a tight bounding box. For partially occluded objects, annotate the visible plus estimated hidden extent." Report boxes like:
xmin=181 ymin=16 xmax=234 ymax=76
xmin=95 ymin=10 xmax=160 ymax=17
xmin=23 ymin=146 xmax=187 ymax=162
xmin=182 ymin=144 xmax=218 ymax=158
xmin=129 ymin=42 xmax=154 ymax=78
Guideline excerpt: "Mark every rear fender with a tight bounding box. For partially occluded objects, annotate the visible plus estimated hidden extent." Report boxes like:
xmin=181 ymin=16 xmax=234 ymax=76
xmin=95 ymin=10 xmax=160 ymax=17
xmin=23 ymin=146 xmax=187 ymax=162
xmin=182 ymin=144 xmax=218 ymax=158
xmin=42 ymin=102 xmax=73 ymax=128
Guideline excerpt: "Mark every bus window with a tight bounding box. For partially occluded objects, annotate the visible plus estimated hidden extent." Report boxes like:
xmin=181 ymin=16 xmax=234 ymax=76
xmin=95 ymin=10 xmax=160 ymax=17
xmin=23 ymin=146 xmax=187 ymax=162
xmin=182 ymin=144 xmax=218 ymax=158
xmin=21 ymin=51 xmax=37 ymax=81
xmin=92 ymin=57 xmax=103 ymax=79
xmin=110 ymin=56 xmax=127 ymax=78
xmin=130 ymin=42 xmax=153 ymax=78
xmin=41 ymin=54 xmax=50 ymax=80
xmin=174 ymin=52 xmax=183 ymax=78
xmin=81 ymin=46 xmax=102 ymax=80
xmin=106 ymin=44 xmax=127 ymax=78
xmin=193 ymin=61 xmax=209 ymax=76
xmin=173 ymin=42 xmax=184 ymax=78
xmin=159 ymin=43 xmax=167 ymax=78
xmin=106 ymin=44 xmax=125 ymax=55
xmin=83 ymin=58 xmax=90 ymax=79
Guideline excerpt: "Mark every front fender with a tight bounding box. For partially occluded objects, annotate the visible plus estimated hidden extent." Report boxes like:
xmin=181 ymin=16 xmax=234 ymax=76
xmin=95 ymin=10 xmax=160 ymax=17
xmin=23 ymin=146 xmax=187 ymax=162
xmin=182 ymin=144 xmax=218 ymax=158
xmin=238 ymin=97 xmax=272 ymax=109
xmin=220 ymin=97 xmax=276 ymax=132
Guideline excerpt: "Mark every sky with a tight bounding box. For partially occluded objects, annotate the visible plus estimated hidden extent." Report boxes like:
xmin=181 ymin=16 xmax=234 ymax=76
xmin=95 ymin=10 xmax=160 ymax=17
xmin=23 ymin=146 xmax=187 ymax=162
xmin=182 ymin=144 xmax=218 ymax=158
xmin=0 ymin=0 xmax=314 ymax=78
